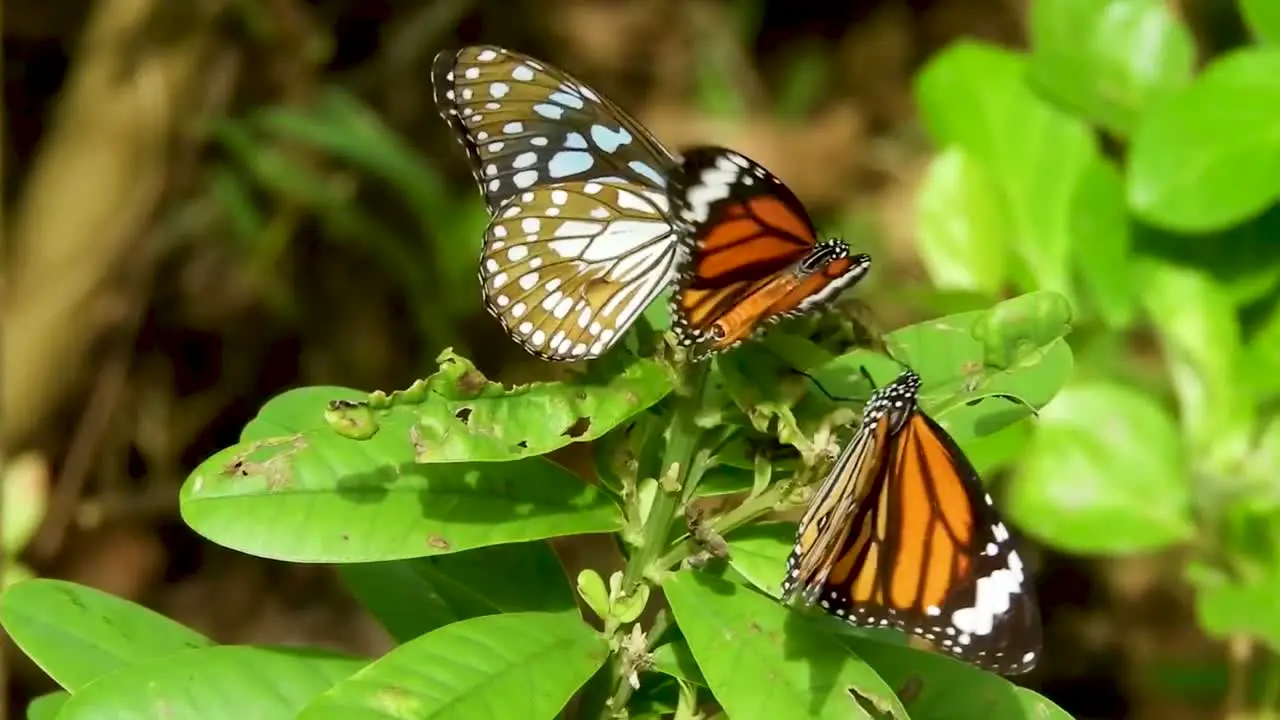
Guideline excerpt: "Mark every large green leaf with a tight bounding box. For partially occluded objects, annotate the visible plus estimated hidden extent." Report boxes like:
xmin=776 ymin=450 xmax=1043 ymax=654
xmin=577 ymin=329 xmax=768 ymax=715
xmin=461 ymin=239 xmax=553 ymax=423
xmin=182 ymin=448 xmax=621 ymax=562
xmin=916 ymin=42 xmax=1097 ymax=302
xmin=1070 ymin=158 xmax=1135 ymax=328
xmin=1028 ymin=0 xmax=1195 ymax=135
xmin=837 ymin=635 xmax=1075 ymax=719
xmin=25 ymin=692 xmax=69 ymax=720
xmin=297 ymin=612 xmax=607 ymax=719
xmin=1138 ymin=258 xmax=1254 ymax=473
xmin=1128 ymin=48 xmax=1280 ymax=232
xmin=0 ymin=579 xmax=212 ymax=691
xmin=914 ymin=147 xmax=1010 ymax=295
xmin=664 ymin=570 xmax=908 ymax=720
xmin=338 ymin=541 xmax=578 ymax=642
xmin=1242 ymin=0 xmax=1280 ymax=44
xmin=810 ymin=292 xmax=1075 ymax=446
xmin=1009 ymin=381 xmax=1193 ymax=553
xmin=246 ymin=349 xmax=673 ymax=461
xmin=57 ymin=645 xmax=364 ymax=720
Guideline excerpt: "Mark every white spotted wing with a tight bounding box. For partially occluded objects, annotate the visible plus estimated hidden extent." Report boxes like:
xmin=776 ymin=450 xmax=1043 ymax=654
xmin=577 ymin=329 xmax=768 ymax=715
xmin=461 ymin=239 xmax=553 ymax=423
xmin=432 ymin=45 xmax=677 ymax=213
xmin=479 ymin=179 xmax=680 ymax=360
xmin=434 ymin=46 xmax=687 ymax=361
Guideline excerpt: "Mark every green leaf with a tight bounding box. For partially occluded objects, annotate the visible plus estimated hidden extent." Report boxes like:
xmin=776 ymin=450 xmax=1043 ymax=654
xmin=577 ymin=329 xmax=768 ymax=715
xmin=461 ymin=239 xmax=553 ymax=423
xmin=337 ymin=541 xmax=577 ymax=643
xmin=914 ymin=147 xmax=1010 ymax=295
xmin=251 ymin=350 xmax=671 ymax=462
xmin=1241 ymin=0 xmax=1280 ymax=44
xmin=1069 ymin=158 xmax=1136 ymax=328
xmin=1137 ymin=258 xmax=1254 ymax=472
xmin=297 ymin=612 xmax=608 ymax=719
xmin=724 ymin=522 xmax=794 ymax=597
xmin=25 ymin=692 xmax=69 ymax=720
xmin=1187 ymin=497 xmax=1280 ymax=650
xmin=813 ymin=292 xmax=1075 ymax=447
xmin=1128 ymin=48 xmax=1280 ymax=232
xmin=1134 ymin=208 xmax=1280 ymax=308
xmin=1028 ymin=0 xmax=1195 ymax=135
xmin=650 ymin=640 xmax=707 ymax=687
xmin=916 ymin=42 xmax=1098 ymax=302
xmin=664 ymin=570 xmax=908 ymax=720
xmin=1009 ymin=381 xmax=1193 ymax=553
xmin=1243 ymin=303 xmax=1280 ymax=406
xmin=0 ymin=579 xmax=212 ymax=691
xmin=57 ymin=645 xmax=364 ymax=720
xmin=182 ymin=448 xmax=621 ymax=562
xmin=837 ymin=635 xmax=1075 ymax=719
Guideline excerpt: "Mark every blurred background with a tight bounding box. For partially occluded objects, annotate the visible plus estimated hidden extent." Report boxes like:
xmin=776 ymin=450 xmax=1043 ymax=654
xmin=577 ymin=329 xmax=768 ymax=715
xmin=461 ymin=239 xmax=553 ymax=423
xmin=3 ymin=0 xmax=1273 ymax=718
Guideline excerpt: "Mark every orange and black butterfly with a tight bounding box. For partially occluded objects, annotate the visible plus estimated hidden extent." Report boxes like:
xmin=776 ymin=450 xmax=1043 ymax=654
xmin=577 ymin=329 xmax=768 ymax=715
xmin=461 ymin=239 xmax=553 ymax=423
xmin=667 ymin=147 xmax=872 ymax=360
xmin=782 ymin=368 xmax=1041 ymax=675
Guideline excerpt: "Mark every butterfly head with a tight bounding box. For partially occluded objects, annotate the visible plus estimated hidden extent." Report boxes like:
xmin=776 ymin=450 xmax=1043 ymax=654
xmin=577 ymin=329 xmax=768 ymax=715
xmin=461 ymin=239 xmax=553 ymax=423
xmin=862 ymin=368 xmax=922 ymax=434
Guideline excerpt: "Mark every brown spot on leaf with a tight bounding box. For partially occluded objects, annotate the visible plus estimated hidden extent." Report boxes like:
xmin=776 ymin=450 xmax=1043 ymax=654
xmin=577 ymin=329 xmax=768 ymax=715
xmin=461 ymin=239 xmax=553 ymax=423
xmin=562 ymin=416 xmax=591 ymax=439
xmin=427 ymin=535 xmax=451 ymax=550
xmin=456 ymin=369 xmax=488 ymax=397
xmin=896 ymin=675 xmax=923 ymax=705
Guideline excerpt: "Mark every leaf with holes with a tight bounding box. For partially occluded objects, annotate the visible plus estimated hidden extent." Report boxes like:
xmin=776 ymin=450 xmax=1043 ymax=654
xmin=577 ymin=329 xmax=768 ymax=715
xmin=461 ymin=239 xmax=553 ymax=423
xmin=182 ymin=445 xmax=621 ymax=562
xmin=241 ymin=348 xmax=673 ymax=463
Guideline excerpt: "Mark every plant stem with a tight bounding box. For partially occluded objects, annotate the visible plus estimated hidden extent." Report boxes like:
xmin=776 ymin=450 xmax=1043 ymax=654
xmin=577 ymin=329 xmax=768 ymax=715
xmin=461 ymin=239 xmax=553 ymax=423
xmin=622 ymin=362 xmax=709 ymax=590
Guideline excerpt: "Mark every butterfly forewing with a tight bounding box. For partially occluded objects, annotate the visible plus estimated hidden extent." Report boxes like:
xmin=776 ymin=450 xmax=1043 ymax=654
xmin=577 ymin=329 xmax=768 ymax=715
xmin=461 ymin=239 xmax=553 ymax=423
xmin=479 ymin=179 xmax=681 ymax=360
xmin=783 ymin=369 xmax=1041 ymax=676
xmin=434 ymin=46 xmax=686 ymax=360
xmin=433 ymin=46 xmax=676 ymax=213
xmin=668 ymin=146 xmax=871 ymax=359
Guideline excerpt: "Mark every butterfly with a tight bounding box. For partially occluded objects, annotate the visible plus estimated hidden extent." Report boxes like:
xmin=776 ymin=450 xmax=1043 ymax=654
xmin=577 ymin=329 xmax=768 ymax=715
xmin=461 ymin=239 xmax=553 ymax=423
xmin=432 ymin=45 xmax=685 ymax=361
xmin=666 ymin=146 xmax=872 ymax=360
xmin=781 ymin=368 xmax=1041 ymax=675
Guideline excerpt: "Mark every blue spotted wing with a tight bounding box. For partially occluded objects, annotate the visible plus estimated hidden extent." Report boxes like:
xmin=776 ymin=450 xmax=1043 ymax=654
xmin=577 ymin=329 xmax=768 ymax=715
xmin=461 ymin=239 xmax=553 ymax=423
xmin=433 ymin=46 xmax=685 ymax=360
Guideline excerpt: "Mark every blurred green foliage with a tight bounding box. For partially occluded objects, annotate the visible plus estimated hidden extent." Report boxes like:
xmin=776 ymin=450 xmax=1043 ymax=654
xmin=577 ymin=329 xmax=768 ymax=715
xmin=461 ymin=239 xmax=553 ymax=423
xmin=6 ymin=0 xmax=1280 ymax=717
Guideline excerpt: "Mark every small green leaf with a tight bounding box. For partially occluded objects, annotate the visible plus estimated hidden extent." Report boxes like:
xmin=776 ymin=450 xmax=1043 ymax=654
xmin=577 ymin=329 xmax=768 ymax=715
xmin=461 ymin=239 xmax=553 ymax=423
xmin=1029 ymin=0 xmax=1195 ymax=135
xmin=1137 ymin=259 xmax=1254 ymax=473
xmin=58 ymin=645 xmax=364 ymax=720
xmin=577 ymin=569 xmax=610 ymax=621
xmin=1244 ymin=304 xmax=1280 ymax=407
xmin=612 ymin=582 xmax=650 ymax=624
xmin=297 ymin=612 xmax=608 ymax=719
xmin=1128 ymin=48 xmax=1280 ymax=232
xmin=1241 ymin=0 xmax=1280 ymax=44
xmin=1069 ymin=158 xmax=1135 ymax=328
xmin=914 ymin=147 xmax=1010 ymax=295
xmin=916 ymin=42 xmax=1098 ymax=302
xmin=183 ymin=448 xmax=621 ymax=562
xmin=665 ymin=570 xmax=908 ymax=720
xmin=1009 ymin=381 xmax=1193 ymax=553
xmin=0 ymin=579 xmax=213 ymax=691
xmin=338 ymin=541 xmax=577 ymax=643
xmin=650 ymin=640 xmax=707 ymax=686
xmin=838 ymin=635 xmax=1076 ymax=719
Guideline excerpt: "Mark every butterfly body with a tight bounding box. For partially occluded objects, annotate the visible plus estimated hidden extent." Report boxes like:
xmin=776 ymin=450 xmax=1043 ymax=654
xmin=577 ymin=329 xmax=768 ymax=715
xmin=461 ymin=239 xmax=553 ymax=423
xmin=433 ymin=46 xmax=683 ymax=360
xmin=668 ymin=147 xmax=871 ymax=359
xmin=783 ymin=369 xmax=1041 ymax=676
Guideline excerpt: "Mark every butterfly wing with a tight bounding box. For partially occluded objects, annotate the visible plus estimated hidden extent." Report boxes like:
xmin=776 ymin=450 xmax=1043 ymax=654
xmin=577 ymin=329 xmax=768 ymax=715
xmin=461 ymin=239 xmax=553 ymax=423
xmin=433 ymin=46 xmax=685 ymax=360
xmin=480 ymin=179 xmax=681 ymax=359
xmin=433 ymin=46 xmax=677 ymax=212
xmin=784 ymin=370 xmax=1041 ymax=676
xmin=668 ymin=147 xmax=870 ymax=358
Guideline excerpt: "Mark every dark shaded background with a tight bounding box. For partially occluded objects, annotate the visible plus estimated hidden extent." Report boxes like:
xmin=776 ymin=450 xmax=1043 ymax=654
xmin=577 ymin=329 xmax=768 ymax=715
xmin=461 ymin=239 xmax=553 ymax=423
xmin=3 ymin=1 xmax=1244 ymax=718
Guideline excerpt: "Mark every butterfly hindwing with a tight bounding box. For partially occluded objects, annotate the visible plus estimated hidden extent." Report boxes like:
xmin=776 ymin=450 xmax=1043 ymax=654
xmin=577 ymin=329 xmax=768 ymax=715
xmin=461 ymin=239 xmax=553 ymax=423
xmin=667 ymin=146 xmax=871 ymax=359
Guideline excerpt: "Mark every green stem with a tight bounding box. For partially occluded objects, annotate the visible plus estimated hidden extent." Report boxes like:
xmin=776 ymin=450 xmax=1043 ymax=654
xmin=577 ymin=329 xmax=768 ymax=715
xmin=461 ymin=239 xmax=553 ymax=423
xmin=622 ymin=363 xmax=709 ymax=590
xmin=654 ymin=466 xmax=809 ymax=571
